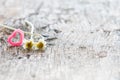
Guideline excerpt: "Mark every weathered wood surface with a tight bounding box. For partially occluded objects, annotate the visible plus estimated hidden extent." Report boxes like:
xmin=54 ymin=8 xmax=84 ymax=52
xmin=0 ymin=0 xmax=120 ymax=80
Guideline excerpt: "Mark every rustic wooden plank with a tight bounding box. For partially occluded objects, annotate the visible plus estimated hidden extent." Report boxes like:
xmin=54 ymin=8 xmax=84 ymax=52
xmin=0 ymin=0 xmax=120 ymax=80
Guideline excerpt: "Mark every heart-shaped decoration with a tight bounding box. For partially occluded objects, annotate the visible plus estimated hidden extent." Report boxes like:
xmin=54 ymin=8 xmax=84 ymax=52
xmin=7 ymin=29 xmax=24 ymax=46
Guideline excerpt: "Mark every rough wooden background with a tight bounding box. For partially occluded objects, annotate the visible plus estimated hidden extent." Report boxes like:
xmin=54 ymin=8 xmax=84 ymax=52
xmin=0 ymin=0 xmax=120 ymax=80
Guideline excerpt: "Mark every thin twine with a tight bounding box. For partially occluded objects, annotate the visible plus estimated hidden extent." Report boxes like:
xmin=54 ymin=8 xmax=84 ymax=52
xmin=24 ymin=20 xmax=34 ymax=40
xmin=0 ymin=23 xmax=44 ymax=39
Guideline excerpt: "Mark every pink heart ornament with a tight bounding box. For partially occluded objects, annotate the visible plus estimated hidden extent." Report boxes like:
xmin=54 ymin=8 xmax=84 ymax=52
xmin=7 ymin=29 xmax=24 ymax=46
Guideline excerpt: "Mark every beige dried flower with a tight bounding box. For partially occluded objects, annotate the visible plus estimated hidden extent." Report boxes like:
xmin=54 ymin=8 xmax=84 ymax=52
xmin=34 ymin=39 xmax=46 ymax=50
xmin=23 ymin=39 xmax=34 ymax=50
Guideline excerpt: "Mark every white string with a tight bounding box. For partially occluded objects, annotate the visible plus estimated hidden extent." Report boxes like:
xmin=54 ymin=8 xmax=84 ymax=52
xmin=24 ymin=20 xmax=34 ymax=40
xmin=24 ymin=20 xmax=44 ymax=40
xmin=0 ymin=21 xmax=45 ymax=40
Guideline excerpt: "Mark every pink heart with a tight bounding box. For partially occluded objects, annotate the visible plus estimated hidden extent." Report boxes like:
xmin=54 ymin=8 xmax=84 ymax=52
xmin=7 ymin=29 xmax=24 ymax=46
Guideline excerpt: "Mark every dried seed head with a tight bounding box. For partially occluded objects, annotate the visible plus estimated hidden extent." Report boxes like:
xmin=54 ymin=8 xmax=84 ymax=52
xmin=23 ymin=40 xmax=34 ymax=49
xmin=34 ymin=39 xmax=46 ymax=50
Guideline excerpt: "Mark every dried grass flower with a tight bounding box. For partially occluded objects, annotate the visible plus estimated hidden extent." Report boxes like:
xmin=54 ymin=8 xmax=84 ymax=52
xmin=23 ymin=39 xmax=34 ymax=49
xmin=34 ymin=39 xmax=46 ymax=50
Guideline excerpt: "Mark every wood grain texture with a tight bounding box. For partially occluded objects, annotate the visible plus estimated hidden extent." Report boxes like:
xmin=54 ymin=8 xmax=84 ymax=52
xmin=0 ymin=0 xmax=120 ymax=80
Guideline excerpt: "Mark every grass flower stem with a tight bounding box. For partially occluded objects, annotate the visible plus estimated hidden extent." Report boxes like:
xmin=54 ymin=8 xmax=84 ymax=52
xmin=24 ymin=20 xmax=34 ymax=40
xmin=0 ymin=23 xmax=43 ymax=38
